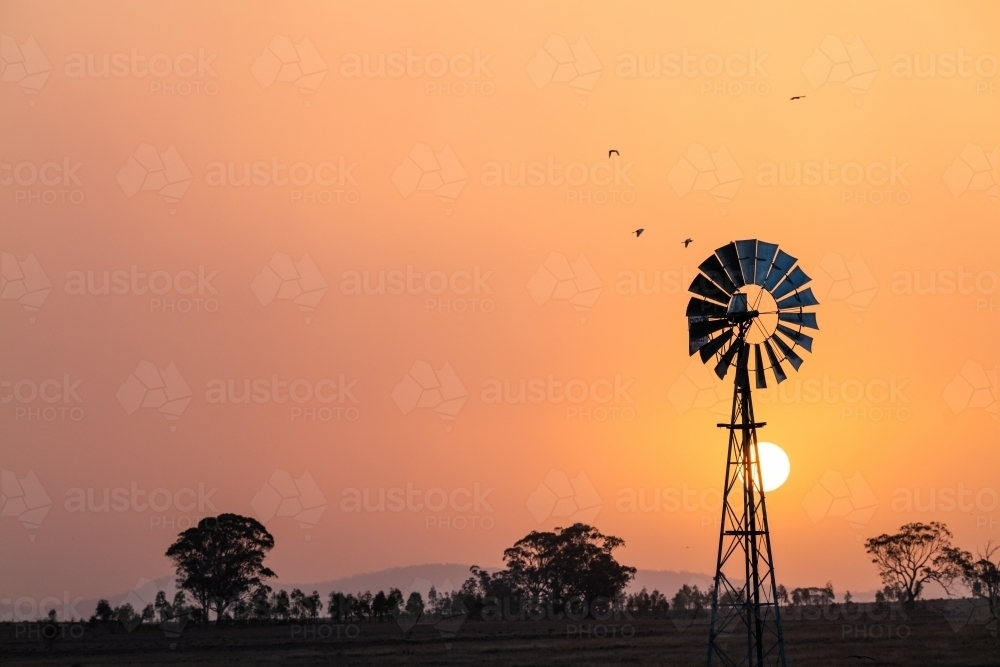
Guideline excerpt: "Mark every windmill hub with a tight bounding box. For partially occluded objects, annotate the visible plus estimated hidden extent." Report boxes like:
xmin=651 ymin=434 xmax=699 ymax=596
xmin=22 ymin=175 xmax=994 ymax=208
xmin=726 ymin=286 xmax=779 ymax=343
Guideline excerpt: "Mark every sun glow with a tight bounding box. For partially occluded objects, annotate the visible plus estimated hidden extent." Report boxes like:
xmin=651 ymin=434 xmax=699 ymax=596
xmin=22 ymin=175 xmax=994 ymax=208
xmin=756 ymin=442 xmax=791 ymax=492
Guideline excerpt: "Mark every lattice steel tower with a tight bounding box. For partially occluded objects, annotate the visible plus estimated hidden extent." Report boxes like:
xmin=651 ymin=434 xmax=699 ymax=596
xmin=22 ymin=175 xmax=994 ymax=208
xmin=686 ymin=240 xmax=820 ymax=667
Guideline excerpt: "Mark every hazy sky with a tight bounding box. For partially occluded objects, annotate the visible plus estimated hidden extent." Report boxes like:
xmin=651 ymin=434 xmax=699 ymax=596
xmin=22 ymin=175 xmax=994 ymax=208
xmin=2 ymin=1 xmax=998 ymax=610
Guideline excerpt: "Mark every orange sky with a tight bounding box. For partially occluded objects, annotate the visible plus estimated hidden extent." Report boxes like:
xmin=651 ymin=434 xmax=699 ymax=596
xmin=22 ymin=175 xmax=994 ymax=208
xmin=2 ymin=1 xmax=998 ymax=607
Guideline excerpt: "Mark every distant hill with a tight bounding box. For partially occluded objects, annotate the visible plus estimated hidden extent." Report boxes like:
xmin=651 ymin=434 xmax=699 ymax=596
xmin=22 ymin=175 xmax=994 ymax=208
xmin=280 ymin=563 xmax=485 ymax=598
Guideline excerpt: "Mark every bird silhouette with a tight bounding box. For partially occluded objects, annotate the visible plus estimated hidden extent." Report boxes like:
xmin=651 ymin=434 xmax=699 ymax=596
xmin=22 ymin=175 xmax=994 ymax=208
xmin=633 ymin=228 xmax=644 ymax=237
xmin=609 ymin=149 xmax=619 ymax=158
xmin=790 ymin=95 xmax=806 ymax=100
xmin=683 ymin=238 xmax=693 ymax=247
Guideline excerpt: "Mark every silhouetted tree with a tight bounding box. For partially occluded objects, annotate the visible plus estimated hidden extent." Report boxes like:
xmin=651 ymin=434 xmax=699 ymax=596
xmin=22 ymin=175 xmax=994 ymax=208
xmin=404 ymin=591 xmax=424 ymax=618
xmin=114 ymin=603 xmax=137 ymax=625
xmin=154 ymin=591 xmax=171 ymax=623
xmin=372 ymin=590 xmax=388 ymax=621
xmin=290 ymin=589 xmax=323 ymax=619
xmin=165 ymin=513 xmax=276 ymax=621
xmin=251 ymin=585 xmax=273 ymax=621
xmin=271 ymin=589 xmax=291 ymax=621
xmin=328 ymin=592 xmax=350 ymax=622
xmin=386 ymin=588 xmax=404 ymax=619
xmin=790 ymin=582 xmax=834 ymax=606
xmin=91 ymin=599 xmax=114 ymax=622
xmin=503 ymin=523 xmax=636 ymax=602
xmin=672 ymin=584 xmax=711 ymax=610
xmin=462 ymin=565 xmax=519 ymax=602
xmin=947 ymin=540 xmax=1000 ymax=624
xmin=864 ymin=522 xmax=963 ymax=605
xmin=625 ymin=587 xmax=669 ymax=616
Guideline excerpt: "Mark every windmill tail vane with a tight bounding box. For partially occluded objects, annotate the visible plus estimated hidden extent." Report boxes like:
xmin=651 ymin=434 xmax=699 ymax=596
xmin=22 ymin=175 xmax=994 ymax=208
xmin=685 ymin=239 xmax=819 ymax=667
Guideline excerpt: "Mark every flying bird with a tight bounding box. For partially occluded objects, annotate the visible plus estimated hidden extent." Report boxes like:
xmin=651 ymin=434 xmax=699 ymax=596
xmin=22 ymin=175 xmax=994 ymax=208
xmin=609 ymin=149 xmax=619 ymax=158
xmin=633 ymin=228 xmax=644 ymax=237
xmin=683 ymin=238 xmax=693 ymax=247
xmin=789 ymin=95 xmax=806 ymax=100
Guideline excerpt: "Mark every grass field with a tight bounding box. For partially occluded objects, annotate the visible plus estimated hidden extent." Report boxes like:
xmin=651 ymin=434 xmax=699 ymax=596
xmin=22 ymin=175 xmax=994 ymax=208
xmin=2 ymin=601 xmax=997 ymax=666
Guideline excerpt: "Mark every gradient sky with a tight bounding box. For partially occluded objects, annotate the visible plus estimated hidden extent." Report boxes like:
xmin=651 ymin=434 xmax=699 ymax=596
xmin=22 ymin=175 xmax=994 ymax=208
xmin=2 ymin=1 xmax=998 ymax=610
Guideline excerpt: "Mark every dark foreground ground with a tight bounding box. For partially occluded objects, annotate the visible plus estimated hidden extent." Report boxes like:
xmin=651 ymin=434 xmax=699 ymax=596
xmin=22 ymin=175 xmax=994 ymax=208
xmin=2 ymin=601 xmax=997 ymax=666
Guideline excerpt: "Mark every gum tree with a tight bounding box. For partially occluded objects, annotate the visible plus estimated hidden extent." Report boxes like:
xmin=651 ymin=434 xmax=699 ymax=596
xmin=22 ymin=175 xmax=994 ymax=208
xmin=864 ymin=522 xmax=963 ymax=605
xmin=165 ymin=513 xmax=276 ymax=622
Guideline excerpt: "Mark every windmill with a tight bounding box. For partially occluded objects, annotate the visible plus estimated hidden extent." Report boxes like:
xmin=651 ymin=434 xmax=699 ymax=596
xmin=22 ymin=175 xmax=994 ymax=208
xmin=686 ymin=239 xmax=819 ymax=667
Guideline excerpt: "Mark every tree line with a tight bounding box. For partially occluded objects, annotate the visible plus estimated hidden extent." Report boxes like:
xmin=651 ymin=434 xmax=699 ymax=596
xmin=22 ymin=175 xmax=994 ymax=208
xmin=86 ymin=516 xmax=999 ymax=629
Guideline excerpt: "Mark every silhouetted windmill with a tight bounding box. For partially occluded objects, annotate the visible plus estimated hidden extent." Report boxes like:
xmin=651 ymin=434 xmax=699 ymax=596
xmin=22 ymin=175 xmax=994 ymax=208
xmin=686 ymin=239 xmax=819 ymax=667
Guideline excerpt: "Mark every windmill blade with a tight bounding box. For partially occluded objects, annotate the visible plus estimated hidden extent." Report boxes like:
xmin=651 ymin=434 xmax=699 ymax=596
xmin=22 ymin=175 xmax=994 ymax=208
xmin=698 ymin=328 xmax=733 ymax=362
xmin=687 ymin=298 xmax=729 ymax=320
xmin=763 ymin=340 xmax=787 ymax=383
xmin=697 ymin=255 xmax=737 ymax=295
xmin=754 ymin=242 xmax=779 ymax=286
xmin=735 ymin=239 xmax=758 ymax=286
xmin=715 ymin=242 xmax=745 ymax=288
xmin=776 ymin=287 xmax=819 ymax=310
xmin=754 ymin=344 xmax=767 ymax=388
xmin=714 ymin=336 xmax=743 ymax=379
xmin=689 ymin=275 xmax=731 ymax=306
xmin=690 ymin=318 xmax=732 ymax=340
xmin=763 ymin=249 xmax=797 ymax=290
xmin=771 ymin=334 xmax=803 ymax=371
xmin=689 ymin=336 xmax=710 ymax=354
xmin=776 ymin=324 xmax=814 ymax=352
xmin=771 ymin=266 xmax=813 ymax=300
xmin=778 ymin=311 xmax=819 ymax=329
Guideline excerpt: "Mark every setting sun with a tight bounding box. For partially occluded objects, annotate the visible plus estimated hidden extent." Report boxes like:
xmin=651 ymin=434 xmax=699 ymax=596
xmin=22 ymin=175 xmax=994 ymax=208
xmin=758 ymin=442 xmax=791 ymax=492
